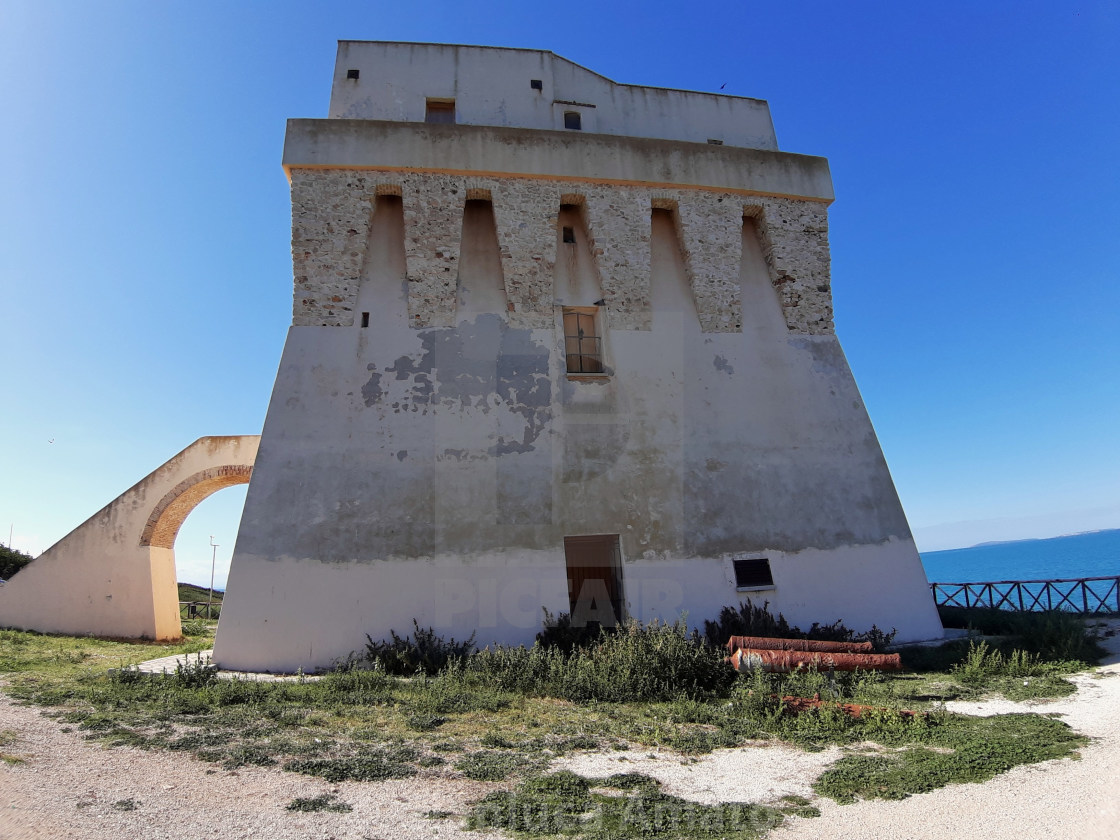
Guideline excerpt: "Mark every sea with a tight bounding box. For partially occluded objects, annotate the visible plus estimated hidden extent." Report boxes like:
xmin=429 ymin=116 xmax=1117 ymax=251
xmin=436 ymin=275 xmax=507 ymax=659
xmin=920 ymin=528 xmax=1120 ymax=584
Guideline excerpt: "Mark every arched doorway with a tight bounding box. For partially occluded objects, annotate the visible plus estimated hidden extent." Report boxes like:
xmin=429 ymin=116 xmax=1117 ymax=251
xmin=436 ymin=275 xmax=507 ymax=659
xmin=140 ymin=465 xmax=252 ymax=636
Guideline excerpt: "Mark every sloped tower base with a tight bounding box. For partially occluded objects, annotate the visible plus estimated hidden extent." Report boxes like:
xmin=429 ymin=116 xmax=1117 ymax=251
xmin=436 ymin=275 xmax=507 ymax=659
xmin=214 ymin=42 xmax=942 ymax=672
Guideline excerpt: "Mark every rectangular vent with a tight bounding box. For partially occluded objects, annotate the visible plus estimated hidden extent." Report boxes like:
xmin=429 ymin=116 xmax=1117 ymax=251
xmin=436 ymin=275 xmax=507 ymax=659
xmin=530 ymin=79 xmax=543 ymax=90
xmin=346 ymin=68 xmax=360 ymax=80
xmin=733 ymin=557 xmax=774 ymax=589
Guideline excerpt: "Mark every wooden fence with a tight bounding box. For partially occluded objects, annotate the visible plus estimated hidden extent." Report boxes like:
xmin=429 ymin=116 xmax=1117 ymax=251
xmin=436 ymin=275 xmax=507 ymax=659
xmin=930 ymin=576 xmax=1120 ymax=614
xmin=179 ymin=601 xmax=220 ymax=620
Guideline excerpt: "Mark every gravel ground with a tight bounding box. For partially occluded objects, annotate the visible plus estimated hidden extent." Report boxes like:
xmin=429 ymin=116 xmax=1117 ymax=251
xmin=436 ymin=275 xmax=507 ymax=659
xmin=2 ymin=623 xmax=1118 ymax=840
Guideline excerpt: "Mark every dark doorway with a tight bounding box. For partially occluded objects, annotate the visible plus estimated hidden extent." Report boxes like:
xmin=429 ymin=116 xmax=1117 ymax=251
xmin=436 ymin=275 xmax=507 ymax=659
xmin=564 ymin=535 xmax=624 ymax=627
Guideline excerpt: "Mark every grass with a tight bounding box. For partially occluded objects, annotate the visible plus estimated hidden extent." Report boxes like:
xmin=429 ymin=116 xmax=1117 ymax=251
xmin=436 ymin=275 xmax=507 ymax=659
xmin=0 ymin=609 xmax=1102 ymax=828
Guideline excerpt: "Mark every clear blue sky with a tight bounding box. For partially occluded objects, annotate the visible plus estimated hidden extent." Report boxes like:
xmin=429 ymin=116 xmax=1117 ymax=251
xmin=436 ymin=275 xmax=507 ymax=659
xmin=2 ymin=1 xmax=1117 ymax=587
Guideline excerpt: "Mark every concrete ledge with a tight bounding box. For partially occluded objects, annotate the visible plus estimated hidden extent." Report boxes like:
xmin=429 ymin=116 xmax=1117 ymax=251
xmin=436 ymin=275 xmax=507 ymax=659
xmin=283 ymin=120 xmax=834 ymax=202
xmin=130 ymin=650 xmax=321 ymax=681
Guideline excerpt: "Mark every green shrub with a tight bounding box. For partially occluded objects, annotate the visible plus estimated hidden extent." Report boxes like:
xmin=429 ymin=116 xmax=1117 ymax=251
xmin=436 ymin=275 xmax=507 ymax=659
xmin=173 ymin=653 xmax=218 ymax=688
xmin=363 ymin=620 xmax=476 ymax=676
xmin=536 ymin=608 xmax=610 ymax=652
xmin=937 ymin=607 xmax=1105 ymax=665
xmin=703 ymin=600 xmax=896 ymax=651
xmin=0 ymin=545 xmax=34 ymax=581
xmin=461 ymin=619 xmax=736 ymax=703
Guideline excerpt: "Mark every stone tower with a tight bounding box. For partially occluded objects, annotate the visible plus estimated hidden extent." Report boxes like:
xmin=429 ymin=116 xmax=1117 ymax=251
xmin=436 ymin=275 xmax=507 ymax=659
xmin=214 ymin=42 xmax=942 ymax=672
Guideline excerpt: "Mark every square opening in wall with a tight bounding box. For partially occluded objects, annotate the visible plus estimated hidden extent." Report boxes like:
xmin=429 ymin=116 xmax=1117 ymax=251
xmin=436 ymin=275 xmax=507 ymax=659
xmin=360 ymin=312 xmax=370 ymax=328
xmin=530 ymin=79 xmax=543 ymax=90
xmin=564 ymin=111 xmax=582 ymax=130
xmin=562 ymin=226 xmax=575 ymax=244
xmin=733 ymin=557 xmax=774 ymax=589
xmin=346 ymin=68 xmax=360 ymax=80
xmin=425 ymin=99 xmax=456 ymax=124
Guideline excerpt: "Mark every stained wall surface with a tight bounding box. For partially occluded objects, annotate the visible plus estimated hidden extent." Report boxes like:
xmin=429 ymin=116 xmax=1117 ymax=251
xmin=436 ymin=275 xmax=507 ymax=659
xmin=0 ymin=436 xmax=258 ymax=640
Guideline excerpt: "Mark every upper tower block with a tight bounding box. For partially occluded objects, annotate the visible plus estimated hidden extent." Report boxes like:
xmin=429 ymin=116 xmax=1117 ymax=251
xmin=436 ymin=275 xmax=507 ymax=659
xmin=328 ymin=41 xmax=779 ymax=151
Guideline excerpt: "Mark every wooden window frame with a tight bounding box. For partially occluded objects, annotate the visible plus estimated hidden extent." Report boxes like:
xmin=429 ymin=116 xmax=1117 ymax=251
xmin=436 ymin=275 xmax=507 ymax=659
xmin=563 ymin=306 xmax=604 ymax=376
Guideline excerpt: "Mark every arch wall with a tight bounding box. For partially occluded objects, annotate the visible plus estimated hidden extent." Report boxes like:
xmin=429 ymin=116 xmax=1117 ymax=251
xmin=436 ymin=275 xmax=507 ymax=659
xmin=0 ymin=436 xmax=258 ymax=640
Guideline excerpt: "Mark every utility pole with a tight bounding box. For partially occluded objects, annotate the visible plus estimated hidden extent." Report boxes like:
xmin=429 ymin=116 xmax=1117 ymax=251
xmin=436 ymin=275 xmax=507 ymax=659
xmin=208 ymin=536 xmax=219 ymax=620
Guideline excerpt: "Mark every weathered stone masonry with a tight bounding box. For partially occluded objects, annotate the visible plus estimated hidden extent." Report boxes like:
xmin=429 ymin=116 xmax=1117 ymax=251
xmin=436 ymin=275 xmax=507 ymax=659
xmin=290 ymin=170 xmax=835 ymax=335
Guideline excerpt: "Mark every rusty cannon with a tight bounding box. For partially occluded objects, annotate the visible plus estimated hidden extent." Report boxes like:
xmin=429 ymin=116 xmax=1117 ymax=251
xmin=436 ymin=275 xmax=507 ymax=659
xmin=725 ymin=636 xmax=875 ymax=654
xmin=726 ymin=637 xmax=902 ymax=673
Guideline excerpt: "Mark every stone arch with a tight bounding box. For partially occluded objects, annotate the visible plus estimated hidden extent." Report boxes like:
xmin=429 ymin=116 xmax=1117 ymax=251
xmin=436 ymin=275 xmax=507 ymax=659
xmin=0 ymin=436 xmax=259 ymax=641
xmin=140 ymin=465 xmax=253 ymax=549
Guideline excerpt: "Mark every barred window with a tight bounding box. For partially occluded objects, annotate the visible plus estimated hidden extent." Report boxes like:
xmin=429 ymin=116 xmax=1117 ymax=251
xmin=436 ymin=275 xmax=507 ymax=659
xmin=563 ymin=309 xmax=603 ymax=374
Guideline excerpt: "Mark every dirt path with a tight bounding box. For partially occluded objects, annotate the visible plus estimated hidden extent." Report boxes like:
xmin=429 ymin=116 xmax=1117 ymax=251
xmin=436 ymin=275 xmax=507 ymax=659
xmin=0 ymin=694 xmax=504 ymax=840
xmin=3 ymin=629 xmax=1118 ymax=840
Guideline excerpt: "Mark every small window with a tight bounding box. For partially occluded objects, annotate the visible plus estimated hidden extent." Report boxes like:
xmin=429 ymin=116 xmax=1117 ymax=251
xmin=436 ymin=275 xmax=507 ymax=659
xmin=360 ymin=312 xmax=369 ymax=328
xmin=564 ymin=111 xmax=582 ymax=130
xmin=563 ymin=309 xmax=602 ymax=374
xmin=733 ymin=558 xmax=774 ymax=589
xmin=562 ymin=226 xmax=575 ymax=244
xmin=530 ymin=79 xmax=543 ymax=91
xmin=346 ymin=68 xmax=360 ymax=80
xmin=425 ymin=99 xmax=455 ymax=124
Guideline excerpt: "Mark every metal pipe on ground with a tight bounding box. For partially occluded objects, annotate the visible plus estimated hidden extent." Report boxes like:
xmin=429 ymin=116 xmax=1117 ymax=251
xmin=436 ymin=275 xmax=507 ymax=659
xmin=725 ymin=636 xmax=875 ymax=653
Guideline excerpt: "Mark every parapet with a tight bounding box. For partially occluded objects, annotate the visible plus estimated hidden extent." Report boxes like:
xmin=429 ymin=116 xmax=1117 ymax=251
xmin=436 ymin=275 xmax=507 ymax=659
xmin=328 ymin=41 xmax=779 ymax=151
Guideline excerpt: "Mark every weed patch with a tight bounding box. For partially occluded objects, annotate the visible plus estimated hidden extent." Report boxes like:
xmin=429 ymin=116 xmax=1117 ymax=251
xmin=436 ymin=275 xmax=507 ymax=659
xmin=814 ymin=712 xmax=1087 ymax=803
xmin=285 ymin=794 xmax=352 ymax=813
xmin=285 ymin=744 xmax=419 ymax=782
xmin=456 ymin=749 xmax=541 ymax=781
xmin=468 ymin=770 xmax=785 ymax=839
